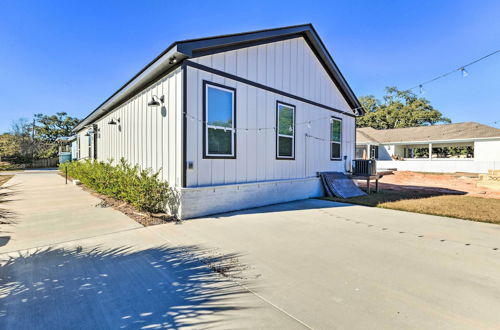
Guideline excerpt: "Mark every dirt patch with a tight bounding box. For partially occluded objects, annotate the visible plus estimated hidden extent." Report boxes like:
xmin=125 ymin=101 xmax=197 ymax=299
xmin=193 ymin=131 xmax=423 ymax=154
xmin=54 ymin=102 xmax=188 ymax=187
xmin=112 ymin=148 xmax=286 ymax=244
xmin=359 ymin=171 xmax=500 ymax=199
xmin=58 ymin=173 xmax=176 ymax=226
xmin=328 ymin=170 xmax=500 ymax=223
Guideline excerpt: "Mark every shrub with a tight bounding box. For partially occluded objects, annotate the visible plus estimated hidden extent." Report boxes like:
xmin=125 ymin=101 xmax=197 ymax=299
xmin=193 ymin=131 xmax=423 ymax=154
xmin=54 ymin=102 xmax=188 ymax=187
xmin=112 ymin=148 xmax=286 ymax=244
xmin=59 ymin=159 xmax=170 ymax=213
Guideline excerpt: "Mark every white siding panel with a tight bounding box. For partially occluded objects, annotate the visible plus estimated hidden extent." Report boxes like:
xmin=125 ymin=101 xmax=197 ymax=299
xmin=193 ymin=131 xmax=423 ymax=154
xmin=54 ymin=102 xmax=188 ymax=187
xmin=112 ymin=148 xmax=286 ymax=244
xmin=256 ymin=89 xmax=266 ymax=181
xmin=186 ymin=36 xmax=359 ymax=113
xmin=185 ymin=67 xmax=353 ymax=187
xmin=78 ymin=67 xmax=183 ymax=187
xmin=246 ymin=86 xmax=257 ymax=182
xmin=235 ymin=82 xmax=248 ymax=183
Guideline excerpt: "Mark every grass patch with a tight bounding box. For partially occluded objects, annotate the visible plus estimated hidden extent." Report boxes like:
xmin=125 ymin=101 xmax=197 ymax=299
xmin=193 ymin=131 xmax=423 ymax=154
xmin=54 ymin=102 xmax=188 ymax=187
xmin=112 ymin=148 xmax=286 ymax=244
xmin=325 ymin=190 xmax=500 ymax=224
xmin=0 ymin=175 xmax=13 ymax=186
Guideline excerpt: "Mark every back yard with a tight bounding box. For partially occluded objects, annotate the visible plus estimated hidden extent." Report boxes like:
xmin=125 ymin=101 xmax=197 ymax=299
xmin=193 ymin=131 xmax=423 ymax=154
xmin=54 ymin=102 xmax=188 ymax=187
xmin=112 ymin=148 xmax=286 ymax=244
xmin=326 ymin=171 xmax=500 ymax=224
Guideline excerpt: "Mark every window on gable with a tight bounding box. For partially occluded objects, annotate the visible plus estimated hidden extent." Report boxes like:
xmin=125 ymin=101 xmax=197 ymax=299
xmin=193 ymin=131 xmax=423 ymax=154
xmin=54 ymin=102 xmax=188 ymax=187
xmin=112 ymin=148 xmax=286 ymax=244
xmin=276 ymin=102 xmax=295 ymax=159
xmin=330 ymin=117 xmax=342 ymax=160
xmin=204 ymin=82 xmax=236 ymax=158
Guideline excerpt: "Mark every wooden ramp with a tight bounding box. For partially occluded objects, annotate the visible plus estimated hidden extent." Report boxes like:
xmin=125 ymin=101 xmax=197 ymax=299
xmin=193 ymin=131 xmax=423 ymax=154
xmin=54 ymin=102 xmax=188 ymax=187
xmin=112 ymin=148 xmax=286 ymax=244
xmin=319 ymin=172 xmax=366 ymax=198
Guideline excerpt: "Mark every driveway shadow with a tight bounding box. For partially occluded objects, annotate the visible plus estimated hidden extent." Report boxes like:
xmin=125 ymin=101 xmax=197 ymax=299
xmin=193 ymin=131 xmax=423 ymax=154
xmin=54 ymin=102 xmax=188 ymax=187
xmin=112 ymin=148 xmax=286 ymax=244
xmin=0 ymin=184 xmax=18 ymax=226
xmin=0 ymin=244 xmax=249 ymax=329
xmin=190 ymin=199 xmax=352 ymax=221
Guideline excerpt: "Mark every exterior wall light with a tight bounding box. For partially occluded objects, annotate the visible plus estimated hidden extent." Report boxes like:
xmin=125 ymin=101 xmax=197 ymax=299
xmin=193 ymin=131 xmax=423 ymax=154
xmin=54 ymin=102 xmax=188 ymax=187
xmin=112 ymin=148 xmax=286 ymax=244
xmin=169 ymin=56 xmax=177 ymax=64
xmin=148 ymin=95 xmax=165 ymax=107
xmin=108 ymin=118 xmax=120 ymax=125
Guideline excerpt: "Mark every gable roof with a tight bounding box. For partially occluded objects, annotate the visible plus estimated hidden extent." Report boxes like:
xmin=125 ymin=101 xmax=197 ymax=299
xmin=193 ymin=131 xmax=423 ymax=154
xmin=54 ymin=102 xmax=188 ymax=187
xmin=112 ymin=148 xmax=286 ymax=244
xmin=74 ymin=24 xmax=362 ymax=132
xmin=357 ymin=122 xmax=500 ymax=144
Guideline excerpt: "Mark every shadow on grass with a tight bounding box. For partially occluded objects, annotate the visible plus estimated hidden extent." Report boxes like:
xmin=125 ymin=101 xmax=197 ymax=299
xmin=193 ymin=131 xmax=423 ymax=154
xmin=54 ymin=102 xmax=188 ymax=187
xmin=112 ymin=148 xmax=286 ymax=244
xmin=0 ymin=244 xmax=250 ymax=329
xmin=325 ymin=184 xmax=467 ymax=207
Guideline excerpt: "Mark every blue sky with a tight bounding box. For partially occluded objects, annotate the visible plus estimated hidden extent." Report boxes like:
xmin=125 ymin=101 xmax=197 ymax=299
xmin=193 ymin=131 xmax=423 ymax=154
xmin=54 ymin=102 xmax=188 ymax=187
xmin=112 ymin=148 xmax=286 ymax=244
xmin=1 ymin=0 xmax=499 ymax=133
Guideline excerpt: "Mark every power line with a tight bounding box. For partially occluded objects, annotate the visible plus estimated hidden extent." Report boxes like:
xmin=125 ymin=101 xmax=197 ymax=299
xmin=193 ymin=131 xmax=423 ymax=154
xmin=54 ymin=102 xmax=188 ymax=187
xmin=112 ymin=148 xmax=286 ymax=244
xmin=408 ymin=49 xmax=500 ymax=92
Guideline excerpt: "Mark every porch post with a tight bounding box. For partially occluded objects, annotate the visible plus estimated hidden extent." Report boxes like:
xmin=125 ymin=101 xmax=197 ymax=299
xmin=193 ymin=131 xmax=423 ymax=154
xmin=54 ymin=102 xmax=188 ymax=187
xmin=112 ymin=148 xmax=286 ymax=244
xmin=367 ymin=144 xmax=371 ymax=160
xmin=429 ymin=143 xmax=432 ymax=160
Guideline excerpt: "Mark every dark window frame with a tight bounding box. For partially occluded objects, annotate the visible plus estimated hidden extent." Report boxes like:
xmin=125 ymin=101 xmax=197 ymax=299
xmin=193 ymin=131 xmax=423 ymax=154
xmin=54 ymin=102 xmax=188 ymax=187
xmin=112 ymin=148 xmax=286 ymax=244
xmin=202 ymin=80 xmax=237 ymax=159
xmin=330 ymin=116 xmax=342 ymax=161
xmin=276 ymin=101 xmax=296 ymax=160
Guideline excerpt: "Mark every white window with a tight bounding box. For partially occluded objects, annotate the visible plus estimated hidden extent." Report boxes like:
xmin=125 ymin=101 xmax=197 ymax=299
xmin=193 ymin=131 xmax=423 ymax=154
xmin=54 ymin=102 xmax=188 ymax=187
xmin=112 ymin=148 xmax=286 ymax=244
xmin=204 ymin=82 xmax=236 ymax=158
xmin=330 ymin=117 xmax=342 ymax=160
xmin=276 ymin=102 xmax=295 ymax=159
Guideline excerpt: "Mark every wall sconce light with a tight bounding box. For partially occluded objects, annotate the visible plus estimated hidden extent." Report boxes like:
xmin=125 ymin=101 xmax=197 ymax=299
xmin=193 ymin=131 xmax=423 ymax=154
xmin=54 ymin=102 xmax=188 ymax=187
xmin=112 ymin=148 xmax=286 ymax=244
xmin=169 ymin=56 xmax=177 ymax=64
xmin=108 ymin=118 xmax=120 ymax=125
xmin=148 ymin=95 xmax=165 ymax=107
xmin=84 ymin=124 xmax=96 ymax=136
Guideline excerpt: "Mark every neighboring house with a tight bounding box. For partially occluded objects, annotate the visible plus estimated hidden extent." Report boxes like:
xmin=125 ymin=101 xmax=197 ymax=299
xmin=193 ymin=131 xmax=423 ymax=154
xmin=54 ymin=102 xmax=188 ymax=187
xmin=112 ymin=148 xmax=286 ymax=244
xmin=356 ymin=122 xmax=500 ymax=174
xmin=72 ymin=24 xmax=363 ymax=218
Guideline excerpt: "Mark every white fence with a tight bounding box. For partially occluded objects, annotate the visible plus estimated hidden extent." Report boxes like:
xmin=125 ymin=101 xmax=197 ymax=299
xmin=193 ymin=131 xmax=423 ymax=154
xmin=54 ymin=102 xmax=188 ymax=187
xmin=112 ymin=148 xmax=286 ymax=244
xmin=377 ymin=159 xmax=499 ymax=174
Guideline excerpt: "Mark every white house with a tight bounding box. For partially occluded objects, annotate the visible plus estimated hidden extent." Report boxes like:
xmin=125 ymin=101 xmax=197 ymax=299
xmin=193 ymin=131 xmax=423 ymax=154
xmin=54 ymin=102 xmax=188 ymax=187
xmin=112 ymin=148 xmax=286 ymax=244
xmin=73 ymin=24 xmax=363 ymax=218
xmin=356 ymin=122 xmax=500 ymax=174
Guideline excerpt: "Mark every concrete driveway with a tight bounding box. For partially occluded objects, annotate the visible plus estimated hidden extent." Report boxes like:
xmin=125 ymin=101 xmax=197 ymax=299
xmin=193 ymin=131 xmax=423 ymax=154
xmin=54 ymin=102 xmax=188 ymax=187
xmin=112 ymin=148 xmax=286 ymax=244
xmin=152 ymin=200 xmax=500 ymax=330
xmin=1 ymin=172 xmax=500 ymax=329
xmin=0 ymin=173 xmax=303 ymax=329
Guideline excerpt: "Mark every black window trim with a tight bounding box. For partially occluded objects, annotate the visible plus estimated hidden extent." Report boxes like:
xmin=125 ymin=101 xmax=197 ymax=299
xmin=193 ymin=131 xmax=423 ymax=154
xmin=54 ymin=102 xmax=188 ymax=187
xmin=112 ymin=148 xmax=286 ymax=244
xmin=330 ymin=116 xmax=342 ymax=161
xmin=202 ymin=80 xmax=237 ymax=159
xmin=276 ymin=101 xmax=296 ymax=160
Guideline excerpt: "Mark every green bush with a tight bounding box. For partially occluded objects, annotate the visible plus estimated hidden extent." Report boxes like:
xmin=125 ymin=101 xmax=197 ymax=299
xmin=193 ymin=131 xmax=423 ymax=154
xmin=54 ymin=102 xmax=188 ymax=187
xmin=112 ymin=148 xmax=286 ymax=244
xmin=59 ymin=159 xmax=170 ymax=213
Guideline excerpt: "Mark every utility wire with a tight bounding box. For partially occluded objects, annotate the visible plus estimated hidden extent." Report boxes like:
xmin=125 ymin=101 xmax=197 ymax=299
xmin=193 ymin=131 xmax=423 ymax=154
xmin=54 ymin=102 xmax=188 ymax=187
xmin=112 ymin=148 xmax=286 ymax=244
xmin=408 ymin=49 xmax=500 ymax=91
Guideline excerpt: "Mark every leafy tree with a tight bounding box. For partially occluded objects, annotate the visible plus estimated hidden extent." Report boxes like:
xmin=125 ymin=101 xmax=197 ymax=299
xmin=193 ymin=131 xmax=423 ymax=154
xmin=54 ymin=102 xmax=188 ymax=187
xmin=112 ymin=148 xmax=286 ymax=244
xmin=34 ymin=112 xmax=80 ymax=143
xmin=0 ymin=133 xmax=19 ymax=161
xmin=28 ymin=112 xmax=80 ymax=158
xmin=356 ymin=87 xmax=451 ymax=129
xmin=2 ymin=113 xmax=80 ymax=162
xmin=8 ymin=118 xmax=33 ymax=161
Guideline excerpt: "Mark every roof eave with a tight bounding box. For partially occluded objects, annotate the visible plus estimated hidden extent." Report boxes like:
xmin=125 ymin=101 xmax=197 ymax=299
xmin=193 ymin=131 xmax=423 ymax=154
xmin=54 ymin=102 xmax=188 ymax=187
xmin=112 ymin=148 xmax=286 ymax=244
xmin=74 ymin=45 xmax=185 ymax=132
xmin=166 ymin=24 xmax=362 ymax=114
xmin=75 ymin=24 xmax=363 ymax=131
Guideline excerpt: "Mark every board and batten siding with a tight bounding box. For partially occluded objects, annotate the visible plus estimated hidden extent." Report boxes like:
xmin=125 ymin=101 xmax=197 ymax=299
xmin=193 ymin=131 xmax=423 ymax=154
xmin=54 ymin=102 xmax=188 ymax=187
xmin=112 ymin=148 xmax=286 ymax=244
xmin=185 ymin=36 xmax=355 ymax=187
xmin=76 ymin=67 xmax=183 ymax=186
xmin=76 ymin=129 xmax=92 ymax=160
